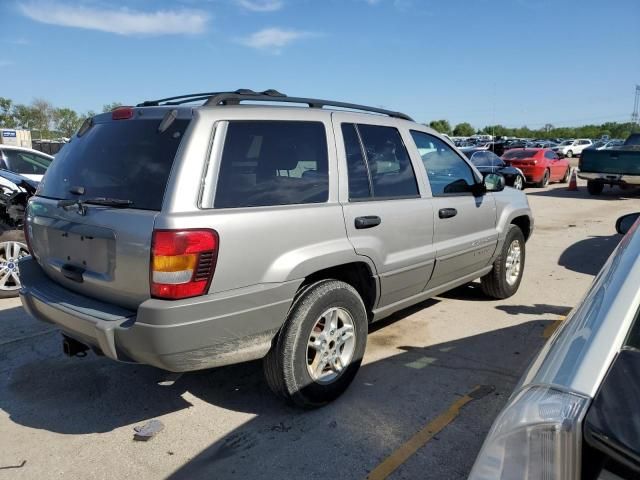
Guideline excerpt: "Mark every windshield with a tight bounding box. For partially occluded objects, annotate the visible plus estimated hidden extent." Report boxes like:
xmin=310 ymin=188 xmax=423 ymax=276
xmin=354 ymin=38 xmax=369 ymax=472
xmin=559 ymin=140 xmax=574 ymax=146
xmin=38 ymin=118 xmax=190 ymax=211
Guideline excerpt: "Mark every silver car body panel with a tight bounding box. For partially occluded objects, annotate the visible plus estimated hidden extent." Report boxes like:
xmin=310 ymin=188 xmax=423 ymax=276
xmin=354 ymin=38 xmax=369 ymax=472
xmin=518 ymin=220 xmax=640 ymax=398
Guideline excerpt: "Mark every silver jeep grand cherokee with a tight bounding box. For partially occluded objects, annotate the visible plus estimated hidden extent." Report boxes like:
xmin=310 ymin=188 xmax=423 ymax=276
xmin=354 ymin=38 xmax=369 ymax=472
xmin=20 ymin=89 xmax=533 ymax=407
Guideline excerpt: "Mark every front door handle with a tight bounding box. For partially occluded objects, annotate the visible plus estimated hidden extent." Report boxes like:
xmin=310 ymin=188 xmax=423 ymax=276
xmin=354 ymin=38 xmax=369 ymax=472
xmin=355 ymin=216 xmax=381 ymax=229
xmin=439 ymin=208 xmax=457 ymax=219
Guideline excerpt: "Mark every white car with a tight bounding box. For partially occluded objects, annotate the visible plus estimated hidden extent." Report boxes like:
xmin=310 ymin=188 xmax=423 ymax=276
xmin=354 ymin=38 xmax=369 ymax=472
xmin=0 ymin=145 xmax=54 ymax=182
xmin=552 ymin=139 xmax=593 ymax=158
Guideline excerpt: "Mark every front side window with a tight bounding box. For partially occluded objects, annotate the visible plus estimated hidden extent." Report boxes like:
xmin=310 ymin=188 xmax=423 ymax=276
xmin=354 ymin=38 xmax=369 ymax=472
xmin=411 ymin=131 xmax=476 ymax=195
xmin=215 ymin=121 xmax=329 ymax=208
xmin=544 ymin=151 xmax=556 ymax=160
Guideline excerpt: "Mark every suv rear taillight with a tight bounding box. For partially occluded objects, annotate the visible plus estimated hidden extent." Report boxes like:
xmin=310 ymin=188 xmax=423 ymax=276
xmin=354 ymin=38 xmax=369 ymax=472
xmin=151 ymin=229 xmax=218 ymax=300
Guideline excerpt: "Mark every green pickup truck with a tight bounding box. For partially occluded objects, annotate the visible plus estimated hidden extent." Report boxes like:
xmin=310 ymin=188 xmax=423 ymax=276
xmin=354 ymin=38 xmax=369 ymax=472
xmin=579 ymin=133 xmax=640 ymax=195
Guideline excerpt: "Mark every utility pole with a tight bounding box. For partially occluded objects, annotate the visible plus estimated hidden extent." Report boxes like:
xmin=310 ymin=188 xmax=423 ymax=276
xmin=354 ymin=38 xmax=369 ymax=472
xmin=632 ymin=85 xmax=640 ymax=125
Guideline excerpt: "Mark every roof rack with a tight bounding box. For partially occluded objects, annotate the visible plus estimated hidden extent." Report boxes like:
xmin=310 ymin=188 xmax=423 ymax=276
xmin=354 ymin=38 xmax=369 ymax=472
xmin=136 ymin=89 xmax=413 ymax=121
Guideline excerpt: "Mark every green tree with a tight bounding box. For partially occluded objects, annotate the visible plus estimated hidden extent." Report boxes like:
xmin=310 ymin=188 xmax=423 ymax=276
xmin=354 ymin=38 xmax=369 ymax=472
xmin=102 ymin=102 xmax=123 ymax=113
xmin=428 ymin=119 xmax=451 ymax=135
xmin=0 ymin=97 xmax=16 ymax=128
xmin=453 ymin=122 xmax=474 ymax=137
xmin=53 ymin=107 xmax=81 ymax=137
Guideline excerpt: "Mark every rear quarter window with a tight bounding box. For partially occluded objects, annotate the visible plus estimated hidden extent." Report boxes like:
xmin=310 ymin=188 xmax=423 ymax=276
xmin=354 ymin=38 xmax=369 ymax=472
xmin=214 ymin=121 xmax=329 ymax=208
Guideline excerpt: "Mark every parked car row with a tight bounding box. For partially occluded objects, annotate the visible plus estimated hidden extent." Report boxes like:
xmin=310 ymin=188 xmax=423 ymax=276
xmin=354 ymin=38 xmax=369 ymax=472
xmin=460 ymin=146 xmax=571 ymax=189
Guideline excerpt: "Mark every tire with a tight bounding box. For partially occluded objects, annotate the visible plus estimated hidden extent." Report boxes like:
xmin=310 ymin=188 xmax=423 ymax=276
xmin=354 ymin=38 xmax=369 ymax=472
xmin=263 ymin=280 xmax=368 ymax=408
xmin=566 ymin=150 xmax=574 ymax=158
xmin=512 ymin=175 xmax=525 ymax=190
xmin=536 ymin=169 xmax=550 ymax=188
xmin=561 ymin=167 xmax=571 ymax=183
xmin=0 ymin=229 xmax=29 ymax=299
xmin=587 ymin=180 xmax=604 ymax=196
xmin=480 ymin=225 xmax=525 ymax=299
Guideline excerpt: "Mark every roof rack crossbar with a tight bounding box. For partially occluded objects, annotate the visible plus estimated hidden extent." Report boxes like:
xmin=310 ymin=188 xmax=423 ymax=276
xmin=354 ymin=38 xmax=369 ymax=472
xmin=137 ymin=89 xmax=413 ymax=121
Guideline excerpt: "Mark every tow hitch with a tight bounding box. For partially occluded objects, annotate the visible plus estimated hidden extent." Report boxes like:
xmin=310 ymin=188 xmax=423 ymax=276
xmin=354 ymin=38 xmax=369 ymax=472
xmin=62 ymin=335 xmax=89 ymax=357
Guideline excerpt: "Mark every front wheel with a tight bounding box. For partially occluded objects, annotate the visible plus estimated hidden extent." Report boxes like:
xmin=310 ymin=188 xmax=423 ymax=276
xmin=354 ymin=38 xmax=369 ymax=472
xmin=561 ymin=167 xmax=571 ymax=183
xmin=512 ymin=175 xmax=525 ymax=190
xmin=263 ymin=280 xmax=368 ymax=408
xmin=481 ymin=225 xmax=525 ymax=299
xmin=565 ymin=150 xmax=574 ymax=158
xmin=0 ymin=229 xmax=29 ymax=299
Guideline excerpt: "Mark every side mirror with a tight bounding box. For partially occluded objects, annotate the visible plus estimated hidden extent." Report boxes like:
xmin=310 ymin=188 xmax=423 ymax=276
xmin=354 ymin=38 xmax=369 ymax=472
xmin=616 ymin=213 xmax=640 ymax=235
xmin=484 ymin=173 xmax=505 ymax=193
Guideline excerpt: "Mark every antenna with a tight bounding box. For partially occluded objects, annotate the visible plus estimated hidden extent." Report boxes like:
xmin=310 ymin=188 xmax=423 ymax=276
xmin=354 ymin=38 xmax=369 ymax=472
xmin=632 ymin=85 xmax=640 ymax=125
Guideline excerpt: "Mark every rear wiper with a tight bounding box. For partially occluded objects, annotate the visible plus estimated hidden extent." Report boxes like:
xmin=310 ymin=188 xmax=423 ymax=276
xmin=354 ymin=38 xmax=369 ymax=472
xmin=83 ymin=197 xmax=134 ymax=208
xmin=57 ymin=197 xmax=134 ymax=213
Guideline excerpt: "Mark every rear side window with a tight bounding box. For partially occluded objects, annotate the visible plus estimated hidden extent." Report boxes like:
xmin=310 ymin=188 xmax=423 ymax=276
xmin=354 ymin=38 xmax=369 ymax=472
xmin=354 ymin=124 xmax=419 ymax=199
xmin=341 ymin=124 xmax=371 ymax=200
xmin=38 ymin=118 xmax=190 ymax=211
xmin=4 ymin=150 xmax=51 ymax=175
xmin=214 ymin=121 xmax=329 ymax=208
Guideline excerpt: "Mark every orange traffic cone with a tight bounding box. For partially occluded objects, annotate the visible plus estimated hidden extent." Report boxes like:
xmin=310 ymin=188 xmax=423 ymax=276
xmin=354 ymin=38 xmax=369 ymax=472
xmin=568 ymin=168 xmax=578 ymax=191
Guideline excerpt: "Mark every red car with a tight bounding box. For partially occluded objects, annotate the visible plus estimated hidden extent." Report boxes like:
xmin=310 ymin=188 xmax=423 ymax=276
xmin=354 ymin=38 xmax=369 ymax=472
xmin=501 ymin=148 xmax=570 ymax=187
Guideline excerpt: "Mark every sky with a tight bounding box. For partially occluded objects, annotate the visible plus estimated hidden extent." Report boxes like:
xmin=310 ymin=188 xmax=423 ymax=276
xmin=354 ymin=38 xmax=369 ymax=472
xmin=2 ymin=0 xmax=640 ymax=129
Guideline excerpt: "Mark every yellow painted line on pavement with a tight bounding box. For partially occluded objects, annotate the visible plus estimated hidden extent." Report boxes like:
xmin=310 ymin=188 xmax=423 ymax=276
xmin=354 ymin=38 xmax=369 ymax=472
xmin=543 ymin=316 xmax=566 ymax=339
xmin=366 ymin=385 xmax=490 ymax=480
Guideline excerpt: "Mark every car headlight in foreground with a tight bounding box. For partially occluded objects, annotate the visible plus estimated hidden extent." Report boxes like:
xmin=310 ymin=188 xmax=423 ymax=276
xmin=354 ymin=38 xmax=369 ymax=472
xmin=469 ymin=385 xmax=590 ymax=480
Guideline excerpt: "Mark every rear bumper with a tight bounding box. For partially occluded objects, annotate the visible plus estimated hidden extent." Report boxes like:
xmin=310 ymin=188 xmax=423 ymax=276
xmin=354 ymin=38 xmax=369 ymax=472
xmin=19 ymin=257 xmax=298 ymax=372
xmin=577 ymin=172 xmax=640 ymax=186
xmin=511 ymin=166 xmax=545 ymax=182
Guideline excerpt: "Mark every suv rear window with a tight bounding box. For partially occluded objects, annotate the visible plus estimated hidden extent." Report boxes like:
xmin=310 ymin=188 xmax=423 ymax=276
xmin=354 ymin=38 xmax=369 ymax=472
xmin=38 ymin=118 xmax=190 ymax=211
xmin=214 ymin=121 xmax=329 ymax=208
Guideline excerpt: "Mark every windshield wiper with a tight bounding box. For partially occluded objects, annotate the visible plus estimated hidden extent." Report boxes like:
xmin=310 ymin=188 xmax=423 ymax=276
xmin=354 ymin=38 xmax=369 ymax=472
xmin=83 ymin=197 xmax=134 ymax=207
xmin=58 ymin=197 xmax=134 ymax=213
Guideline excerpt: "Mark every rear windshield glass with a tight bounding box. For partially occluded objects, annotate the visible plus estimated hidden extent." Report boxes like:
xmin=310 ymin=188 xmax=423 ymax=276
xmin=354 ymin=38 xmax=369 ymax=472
xmin=214 ymin=121 xmax=329 ymax=208
xmin=37 ymin=118 xmax=189 ymax=211
xmin=504 ymin=150 xmax=536 ymax=159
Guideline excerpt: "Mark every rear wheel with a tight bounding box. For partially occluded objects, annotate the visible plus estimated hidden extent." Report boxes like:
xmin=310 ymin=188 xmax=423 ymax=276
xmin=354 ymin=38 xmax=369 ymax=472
xmin=263 ymin=280 xmax=367 ymax=408
xmin=537 ymin=169 xmax=550 ymax=188
xmin=0 ymin=229 xmax=29 ymax=299
xmin=481 ymin=225 xmax=525 ymax=299
xmin=512 ymin=175 xmax=524 ymax=190
xmin=587 ymin=180 xmax=604 ymax=196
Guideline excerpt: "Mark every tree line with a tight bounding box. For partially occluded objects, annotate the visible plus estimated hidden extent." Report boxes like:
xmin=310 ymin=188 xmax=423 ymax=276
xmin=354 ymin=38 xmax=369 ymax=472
xmin=0 ymin=97 xmax=638 ymax=141
xmin=0 ymin=97 xmax=122 ymax=139
xmin=428 ymin=119 xmax=640 ymax=140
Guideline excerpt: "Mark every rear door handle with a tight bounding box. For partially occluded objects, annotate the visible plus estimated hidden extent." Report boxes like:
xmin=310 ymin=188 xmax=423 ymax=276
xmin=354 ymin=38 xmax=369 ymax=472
xmin=439 ymin=208 xmax=457 ymax=219
xmin=355 ymin=216 xmax=381 ymax=229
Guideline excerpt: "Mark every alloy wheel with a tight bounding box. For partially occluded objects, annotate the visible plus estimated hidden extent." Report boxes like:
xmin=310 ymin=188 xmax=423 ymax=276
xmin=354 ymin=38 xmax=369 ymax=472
xmin=306 ymin=307 xmax=356 ymax=384
xmin=0 ymin=241 xmax=29 ymax=291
